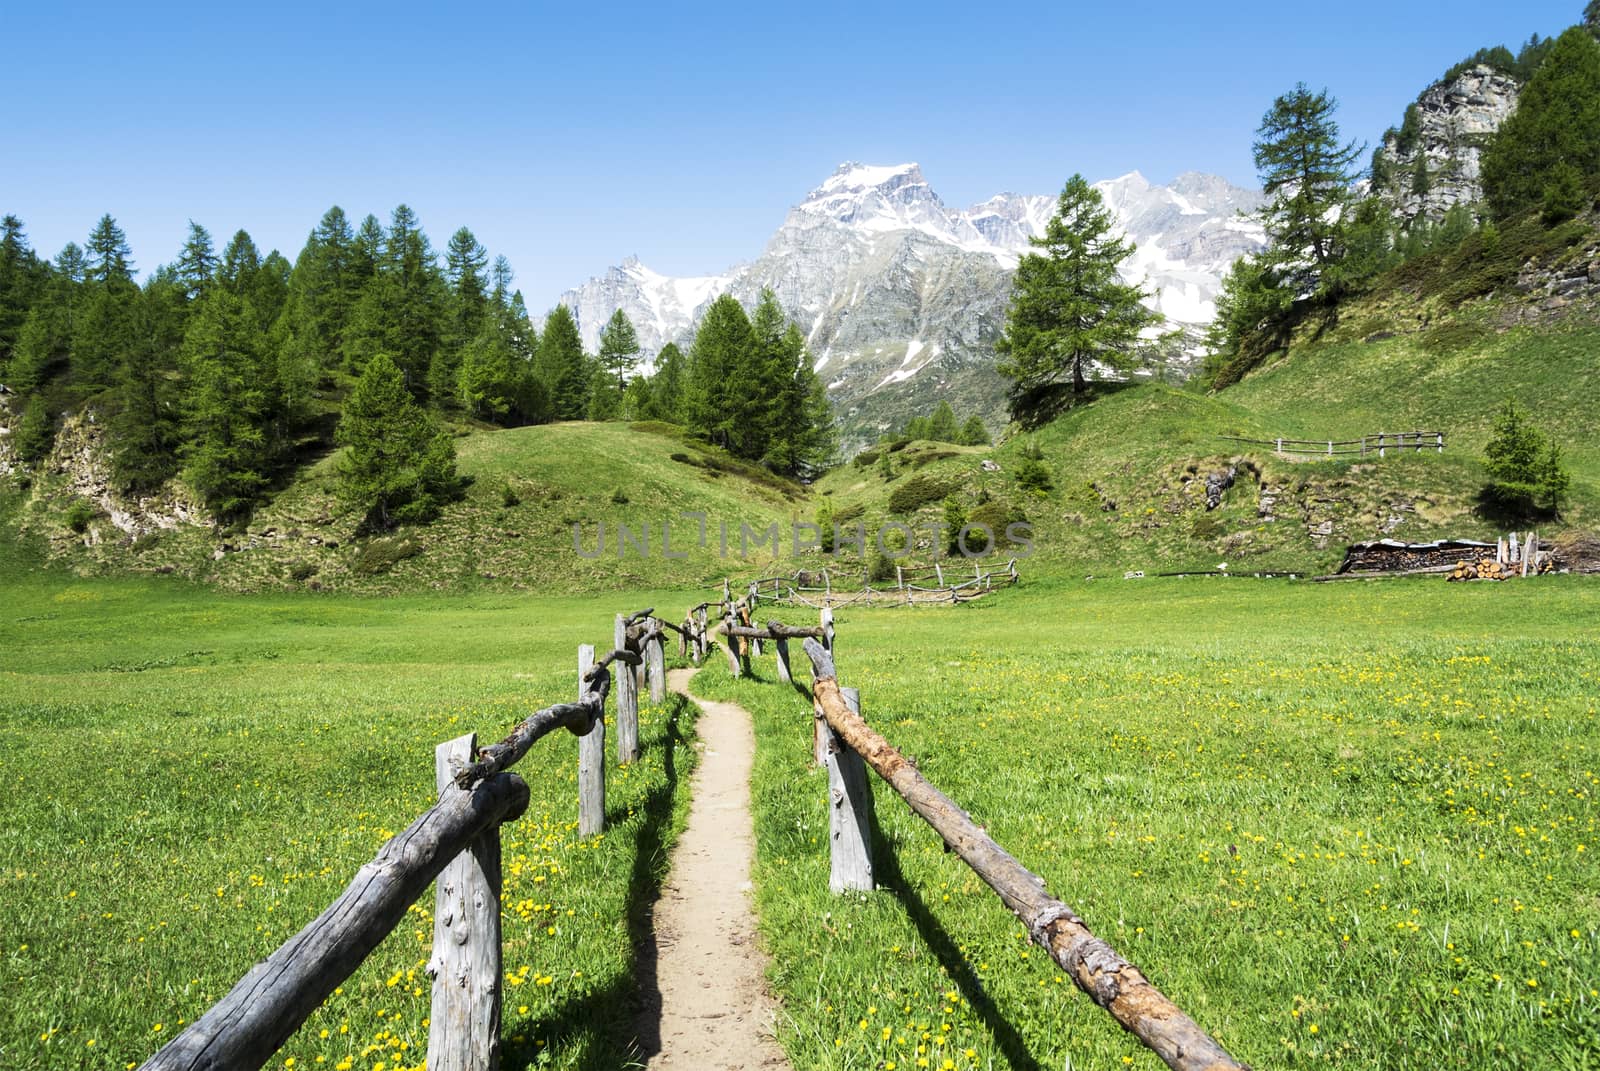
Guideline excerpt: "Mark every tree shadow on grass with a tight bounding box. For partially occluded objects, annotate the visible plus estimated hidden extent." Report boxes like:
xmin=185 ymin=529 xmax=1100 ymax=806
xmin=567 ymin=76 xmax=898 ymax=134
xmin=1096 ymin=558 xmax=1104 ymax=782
xmin=500 ymin=693 xmax=689 ymax=1070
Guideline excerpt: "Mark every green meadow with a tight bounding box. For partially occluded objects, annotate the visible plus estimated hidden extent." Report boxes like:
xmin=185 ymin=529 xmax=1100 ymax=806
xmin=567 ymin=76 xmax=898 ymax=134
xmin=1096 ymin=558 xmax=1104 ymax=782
xmin=2 ymin=558 xmax=1596 ymax=1069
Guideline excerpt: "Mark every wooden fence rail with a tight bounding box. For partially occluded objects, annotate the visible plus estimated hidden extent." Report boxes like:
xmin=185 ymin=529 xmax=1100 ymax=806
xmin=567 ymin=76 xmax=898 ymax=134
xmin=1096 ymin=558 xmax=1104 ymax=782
xmin=717 ymin=561 xmax=1020 ymax=610
xmin=798 ymin=640 xmax=1245 ymax=1071
xmin=140 ymin=619 xmax=660 ymax=1071
xmin=1219 ymin=430 xmax=1445 ymax=457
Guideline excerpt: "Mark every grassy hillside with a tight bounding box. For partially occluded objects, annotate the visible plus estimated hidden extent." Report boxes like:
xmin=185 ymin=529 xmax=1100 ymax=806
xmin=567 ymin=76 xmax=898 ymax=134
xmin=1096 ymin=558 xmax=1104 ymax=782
xmin=6 ymin=420 xmax=807 ymax=595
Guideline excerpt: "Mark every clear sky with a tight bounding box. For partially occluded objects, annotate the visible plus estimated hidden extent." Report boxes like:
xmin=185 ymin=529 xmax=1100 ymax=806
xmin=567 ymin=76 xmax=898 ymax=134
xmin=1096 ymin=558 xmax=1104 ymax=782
xmin=0 ymin=0 xmax=1584 ymax=310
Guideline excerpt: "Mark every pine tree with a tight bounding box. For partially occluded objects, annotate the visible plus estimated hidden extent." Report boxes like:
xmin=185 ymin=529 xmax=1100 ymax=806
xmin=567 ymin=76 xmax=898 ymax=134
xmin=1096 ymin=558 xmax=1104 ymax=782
xmin=687 ymin=294 xmax=752 ymax=449
xmin=996 ymin=174 xmax=1157 ymax=419
xmin=456 ymin=322 xmax=519 ymax=422
xmin=351 ymin=214 xmax=385 ymax=284
xmin=927 ymin=400 xmax=960 ymax=443
xmin=647 ymin=342 xmax=687 ymax=423
xmin=621 ymin=375 xmax=653 ymax=420
xmin=282 ymin=206 xmax=358 ymax=380
xmin=1252 ymin=84 xmax=1363 ymax=297
xmin=436 ymin=227 xmax=490 ymax=404
xmin=336 ymin=352 xmax=461 ymax=530
xmin=1482 ymin=397 xmax=1569 ymax=517
xmin=1483 ymin=27 xmax=1600 ymax=220
xmin=585 ymin=366 xmax=621 ymax=420
xmin=958 ymin=414 xmax=990 ymax=446
xmin=597 ymin=308 xmax=640 ymax=388
xmin=176 ymin=221 xmax=217 ymax=301
xmin=12 ymin=395 xmax=53 ymax=462
xmin=72 ymin=215 xmax=140 ymax=396
xmin=109 ymin=276 xmax=183 ymax=491
xmin=0 ymin=216 xmax=45 ymax=375
xmin=343 ymin=207 xmax=445 ymax=401
xmin=535 ymin=305 xmax=590 ymax=419
xmin=179 ymin=287 xmax=281 ymax=519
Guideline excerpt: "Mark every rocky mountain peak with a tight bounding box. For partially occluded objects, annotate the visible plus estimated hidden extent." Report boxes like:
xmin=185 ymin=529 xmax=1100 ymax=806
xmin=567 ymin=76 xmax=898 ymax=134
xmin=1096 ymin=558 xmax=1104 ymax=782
xmin=1375 ymin=63 xmax=1521 ymax=226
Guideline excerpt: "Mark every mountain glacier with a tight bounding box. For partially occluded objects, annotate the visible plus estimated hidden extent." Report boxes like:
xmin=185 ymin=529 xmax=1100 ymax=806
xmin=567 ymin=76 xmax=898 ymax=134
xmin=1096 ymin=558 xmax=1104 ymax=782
xmin=558 ymin=162 xmax=1265 ymax=446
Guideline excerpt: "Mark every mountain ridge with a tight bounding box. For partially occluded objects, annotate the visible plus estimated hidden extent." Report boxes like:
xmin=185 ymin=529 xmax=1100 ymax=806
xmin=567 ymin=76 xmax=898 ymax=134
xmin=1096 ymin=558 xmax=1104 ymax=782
xmin=558 ymin=161 xmax=1265 ymax=446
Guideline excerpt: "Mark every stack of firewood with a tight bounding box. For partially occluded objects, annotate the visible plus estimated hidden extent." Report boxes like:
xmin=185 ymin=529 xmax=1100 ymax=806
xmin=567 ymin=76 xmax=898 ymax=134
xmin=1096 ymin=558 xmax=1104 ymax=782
xmin=1449 ymin=558 xmax=1509 ymax=581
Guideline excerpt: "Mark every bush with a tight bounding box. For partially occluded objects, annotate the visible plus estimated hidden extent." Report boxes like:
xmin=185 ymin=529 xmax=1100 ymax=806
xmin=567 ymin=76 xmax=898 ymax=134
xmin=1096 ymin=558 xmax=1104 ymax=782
xmin=1484 ymin=398 xmax=1570 ymax=517
xmin=968 ymin=500 xmax=1029 ymax=549
xmin=629 ymin=420 xmax=682 ymax=438
xmin=669 ymin=452 xmax=697 ymax=466
xmin=352 ymin=537 xmax=421 ymax=576
xmin=911 ymin=450 xmax=958 ymax=469
xmin=868 ymin=549 xmax=898 ymax=583
xmin=610 ymin=487 xmax=630 ymax=505
xmin=1014 ymin=456 xmax=1053 ymax=495
xmin=853 ymin=449 xmax=881 ymax=468
xmin=888 ymin=474 xmax=954 ymax=515
xmin=65 ymin=499 xmax=95 ymax=534
xmin=289 ymin=561 xmax=319 ymax=582
xmin=500 ymin=483 xmax=521 ymax=508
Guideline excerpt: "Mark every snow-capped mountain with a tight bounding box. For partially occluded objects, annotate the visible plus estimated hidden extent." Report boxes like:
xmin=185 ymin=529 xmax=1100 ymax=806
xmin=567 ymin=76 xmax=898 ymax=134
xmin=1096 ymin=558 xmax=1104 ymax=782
xmin=558 ymin=162 xmax=1265 ymax=441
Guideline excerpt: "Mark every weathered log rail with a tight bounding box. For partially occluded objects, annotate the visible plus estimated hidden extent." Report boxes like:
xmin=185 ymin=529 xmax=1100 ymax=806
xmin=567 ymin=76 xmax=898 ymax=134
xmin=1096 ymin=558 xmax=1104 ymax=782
xmin=1219 ymin=430 xmax=1445 ymax=457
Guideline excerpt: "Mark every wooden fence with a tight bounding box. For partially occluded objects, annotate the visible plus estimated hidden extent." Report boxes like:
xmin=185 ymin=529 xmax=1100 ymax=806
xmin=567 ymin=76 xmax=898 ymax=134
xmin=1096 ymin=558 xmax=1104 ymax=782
xmin=139 ymin=593 xmax=1244 ymax=1071
xmin=723 ymin=560 xmax=1020 ymax=610
xmin=1219 ymin=430 xmax=1445 ymax=457
xmin=138 ymin=609 xmax=675 ymax=1071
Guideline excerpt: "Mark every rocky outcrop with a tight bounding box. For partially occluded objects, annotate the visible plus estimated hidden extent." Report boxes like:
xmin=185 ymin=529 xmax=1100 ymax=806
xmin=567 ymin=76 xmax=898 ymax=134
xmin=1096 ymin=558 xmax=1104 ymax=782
xmin=1375 ymin=65 xmax=1520 ymax=226
xmin=43 ymin=413 xmax=209 ymax=541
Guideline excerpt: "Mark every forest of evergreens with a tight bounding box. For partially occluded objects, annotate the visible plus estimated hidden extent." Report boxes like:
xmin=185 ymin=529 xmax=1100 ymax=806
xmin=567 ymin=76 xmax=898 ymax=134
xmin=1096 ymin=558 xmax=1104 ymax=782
xmin=0 ymin=207 xmax=834 ymax=529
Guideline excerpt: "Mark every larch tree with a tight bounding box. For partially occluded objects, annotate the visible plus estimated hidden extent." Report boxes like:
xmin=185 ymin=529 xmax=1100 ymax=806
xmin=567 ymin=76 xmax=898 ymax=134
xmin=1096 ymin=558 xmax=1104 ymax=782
xmin=686 ymin=294 xmax=752 ymax=449
xmin=1252 ymin=84 xmax=1363 ymax=298
xmin=336 ymin=352 xmax=461 ymax=530
xmin=996 ymin=174 xmax=1156 ymax=420
xmin=535 ymin=305 xmax=590 ymax=419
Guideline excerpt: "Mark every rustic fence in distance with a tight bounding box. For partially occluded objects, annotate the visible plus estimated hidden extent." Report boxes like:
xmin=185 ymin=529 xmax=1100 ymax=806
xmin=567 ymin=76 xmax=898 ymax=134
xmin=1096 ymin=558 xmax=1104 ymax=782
xmin=726 ymin=560 xmax=1020 ymax=610
xmin=1218 ymin=430 xmax=1445 ymax=457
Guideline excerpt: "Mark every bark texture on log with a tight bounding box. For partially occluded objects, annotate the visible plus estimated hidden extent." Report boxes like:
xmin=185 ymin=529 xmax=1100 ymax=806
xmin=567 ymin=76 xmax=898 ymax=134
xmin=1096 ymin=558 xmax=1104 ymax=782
xmin=615 ymin=614 xmax=640 ymax=764
xmin=427 ymin=734 xmax=504 ymax=1071
xmin=801 ymin=640 xmax=1246 ymax=1071
xmin=577 ymin=645 xmax=606 ymax=837
xmin=647 ymin=633 xmax=666 ymax=704
xmin=140 ymin=772 xmax=529 ymax=1071
xmin=454 ymin=670 xmax=610 ymax=790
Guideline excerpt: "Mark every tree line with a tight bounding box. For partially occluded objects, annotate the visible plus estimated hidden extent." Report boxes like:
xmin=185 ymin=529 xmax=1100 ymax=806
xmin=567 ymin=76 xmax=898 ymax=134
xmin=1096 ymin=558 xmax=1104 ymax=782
xmin=0 ymin=207 xmax=834 ymax=530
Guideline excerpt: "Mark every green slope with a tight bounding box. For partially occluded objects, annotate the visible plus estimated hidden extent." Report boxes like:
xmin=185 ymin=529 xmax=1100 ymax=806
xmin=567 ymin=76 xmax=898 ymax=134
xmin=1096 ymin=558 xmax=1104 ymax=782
xmin=6 ymin=421 xmax=807 ymax=594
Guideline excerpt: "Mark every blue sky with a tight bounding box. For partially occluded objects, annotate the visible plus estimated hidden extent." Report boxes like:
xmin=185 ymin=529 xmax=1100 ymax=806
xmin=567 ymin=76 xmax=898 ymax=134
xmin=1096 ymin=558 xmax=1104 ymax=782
xmin=0 ymin=0 xmax=1584 ymax=310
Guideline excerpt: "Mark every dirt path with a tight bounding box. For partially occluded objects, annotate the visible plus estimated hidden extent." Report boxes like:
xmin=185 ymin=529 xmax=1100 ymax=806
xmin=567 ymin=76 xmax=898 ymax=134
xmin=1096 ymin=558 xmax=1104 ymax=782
xmin=632 ymin=668 xmax=790 ymax=1071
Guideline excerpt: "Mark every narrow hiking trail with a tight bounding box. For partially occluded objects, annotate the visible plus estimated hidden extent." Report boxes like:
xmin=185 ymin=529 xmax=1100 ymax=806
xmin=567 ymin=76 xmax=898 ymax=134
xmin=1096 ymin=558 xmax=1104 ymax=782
xmin=633 ymin=668 xmax=790 ymax=1070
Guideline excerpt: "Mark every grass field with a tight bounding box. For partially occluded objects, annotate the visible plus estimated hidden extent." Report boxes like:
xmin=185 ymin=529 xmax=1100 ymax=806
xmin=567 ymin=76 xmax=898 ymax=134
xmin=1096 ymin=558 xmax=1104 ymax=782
xmin=0 ymin=564 xmax=700 ymax=1070
xmin=3 ymin=561 xmax=1597 ymax=1070
xmin=694 ymin=576 xmax=1600 ymax=1070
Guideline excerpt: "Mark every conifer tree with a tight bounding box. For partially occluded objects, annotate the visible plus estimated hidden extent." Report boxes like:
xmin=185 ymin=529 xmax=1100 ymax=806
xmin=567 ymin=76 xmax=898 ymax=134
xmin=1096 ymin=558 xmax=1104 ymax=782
xmin=109 ymin=276 xmax=183 ymax=491
xmin=647 ymin=342 xmax=687 ymax=423
xmin=0 ymin=216 xmax=45 ymax=374
xmin=927 ymin=400 xmax=960 ymax=443
xmin=997 ymin=175 xmax=1156 ymax=419
xmin=1482 ymin=27 xmax=1600 ymax=220
xmin=436 ymin=227 xmax=490 ymax=403
xmin=176 ymin=221 xmax=217 ymax=301
xmin=72 ymin=215 xmax=139 ymax=395
xmin=959 ymin=414 xmax=990 ymax=446
xmin=1252 ymin=84 xmax=1363 ymax=297
xmin=597 ymin=308 xmax=640 ymax=389
xmin=457 ymin=322 xmax=519 ymax=422
xmin=11 ymin=395 xmax=53 ymax=462
xmin=686 ymin=294 xmax=752 ymax=448
xmin=336 ymin=352 xmax=460 ymax=530
xmin=179 ymin=286 xmax=282 ymax=519
xmin=535 ymin=305 xmax=590 ymax=419
xmin=585 ymin=366 xmax=621 ymax=421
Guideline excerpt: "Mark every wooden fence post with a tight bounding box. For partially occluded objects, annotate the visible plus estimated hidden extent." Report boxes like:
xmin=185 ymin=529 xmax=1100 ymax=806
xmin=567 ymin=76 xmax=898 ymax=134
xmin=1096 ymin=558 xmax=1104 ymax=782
xmin=826 ymin=688 xmax=875 ymax=894
xmin=427 ymin=733 xmax=505 ymax=1071
xmin=577 ymin=645 xmax=605 ymax=836
xmin=934 ymin=562 xmax=944 ymax=588
xmin=768 ymin=620 xmax=792 ymax=685
xmin=820 ymin=606 xmax=834 ymax=656
xmin=1437 ymin=432 xmax=1444 ymax=453
xmin=647 ymin=629 xmax=666 ymax=704
xmin=747 ymin=585 xmax=763 ymax=654
xmin=723 ymin=609 xmax=742 ymax=678
xmin=614 ymin=615 xmax=640 ymax=764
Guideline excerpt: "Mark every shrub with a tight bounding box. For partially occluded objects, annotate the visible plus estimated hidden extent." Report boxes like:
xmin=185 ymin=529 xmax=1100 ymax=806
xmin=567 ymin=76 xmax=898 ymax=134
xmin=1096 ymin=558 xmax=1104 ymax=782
xmin=968 ymin=500 xmax=1029 ymax=549
xmin=610 ymin=487 xmax=630 ymax=505
xmin=1014 ymin=456 xmax=1053 ymax=495
xmin=853 ymin=449 xmax=881 ymax=468
xmin=289 ymin=561 xmax=319 ymax=582
xmin=500 ymin=483 xmax=522 ymax=508
xmin=65 ymin=499 xmax=95 ymax=534
xmin=888 ymin=474 xmax=954 ymax=515
xmin=868 ymin=549 xmax=898 ymax=583
xmin=911 ymin=450 xmax=958 ymax=469
xmin=629 ymin=420 xmax=682 ymax=438
xmin=669 ymin=452 xmax=697 ymax=465
xmin=352 ymin=537 xmax=420 ymax=576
